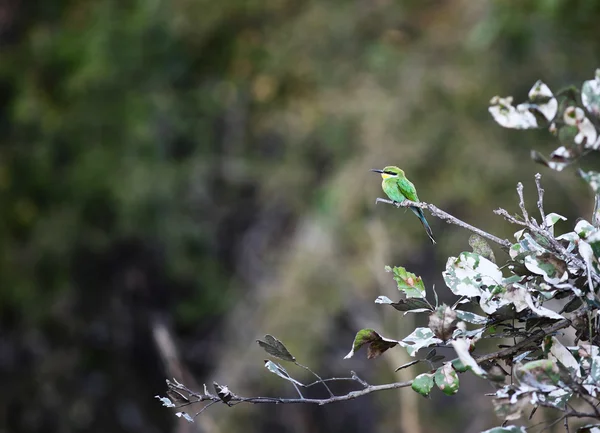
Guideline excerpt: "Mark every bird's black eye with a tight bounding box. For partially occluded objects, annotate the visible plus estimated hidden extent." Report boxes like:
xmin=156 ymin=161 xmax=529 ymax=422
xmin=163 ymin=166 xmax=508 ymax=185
xmin=384 ymin=171 xmax=396 ymax=175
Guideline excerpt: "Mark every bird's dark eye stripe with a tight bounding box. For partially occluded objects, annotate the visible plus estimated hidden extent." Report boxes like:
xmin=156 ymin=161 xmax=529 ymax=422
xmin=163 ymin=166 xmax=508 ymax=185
xmin=383 ymin=171 xmax=396 ymax=175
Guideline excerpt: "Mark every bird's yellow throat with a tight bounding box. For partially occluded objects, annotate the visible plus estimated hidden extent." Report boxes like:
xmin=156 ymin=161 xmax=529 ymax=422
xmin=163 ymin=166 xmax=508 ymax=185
xmin=381 ymin=173 xmax=395 ymax=179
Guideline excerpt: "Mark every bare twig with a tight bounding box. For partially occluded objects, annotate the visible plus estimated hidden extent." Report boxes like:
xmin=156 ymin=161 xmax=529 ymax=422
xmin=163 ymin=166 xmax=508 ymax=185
xmin=535 ymin=173 xmax=546 ymax=228
xmin=517 ymin=182 xmax=529 ymax=222
xmin=374 ymin=198 xmax=512 ymax=249
xmin=168 ymin=379 xmax=414 ymax=407
xmin=594 ymin=194 xmax=600 ymax=228
xmin=162 ymin=319 xmax=576 ymax=416
xmin=295 ymin=361 xmax=334 ymax=397
xmin=473 ymin=319 xmax=571 ymax=364
xmin=194 ymin=401 xmax=218 ymax=418
xmin=494 ymin=207 xmax=600 ymax=286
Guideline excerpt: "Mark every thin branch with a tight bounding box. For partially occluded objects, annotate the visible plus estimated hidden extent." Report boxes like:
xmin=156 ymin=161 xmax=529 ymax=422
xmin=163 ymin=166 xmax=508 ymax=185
xmin=193 ymin=401 xmax=218 ymax=418
xmin=517 ymin=182 xmax=529 ymax=222
xmin=473 ymin=319 xmax=571 ymax=364
xmin=169 ymin=380 xmax=414 ymax=407
xmin=494 ymin=208 xmax=600 ymax=286
xmin=374 ymin=198 xmax=512 ymax=249
xmin=535 ymin=173 xmax=546 ymax=228
xmin=594 ymin=194 xmax=600 ymax=228
xmin=295 ymin=361 xmax=334 ymax=397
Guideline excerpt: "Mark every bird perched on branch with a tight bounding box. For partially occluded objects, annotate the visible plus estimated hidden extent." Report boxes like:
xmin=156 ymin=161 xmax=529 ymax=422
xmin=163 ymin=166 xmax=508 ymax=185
xmin=371 ymin=166 xmax=436 ymax=244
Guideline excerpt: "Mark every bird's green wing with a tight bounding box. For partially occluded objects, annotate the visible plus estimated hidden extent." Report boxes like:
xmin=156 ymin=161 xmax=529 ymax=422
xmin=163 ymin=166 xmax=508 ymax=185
xmin=397 ymin=176 xmax=419 ymax=202
xmin=382 ymin=178 xmax=407 ymax=202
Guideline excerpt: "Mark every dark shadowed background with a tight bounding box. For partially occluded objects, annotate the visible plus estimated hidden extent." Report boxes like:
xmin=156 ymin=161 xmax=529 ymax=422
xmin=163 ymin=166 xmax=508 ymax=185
xmin=1 ymin=1 xmax=600 ymax=432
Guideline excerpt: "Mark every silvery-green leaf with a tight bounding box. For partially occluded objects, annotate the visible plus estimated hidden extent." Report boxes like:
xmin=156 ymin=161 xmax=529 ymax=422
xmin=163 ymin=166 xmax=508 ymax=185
xmin=580 ymin=170 xmax=600 ymax=195
xmin=556 ymin=231 xmax=579 ymax=242
xmin=564 ymin=106 xmax=598 ymax=148
xmin=454 ymin=310 xmax=487 ymax=325
xmin=453 ymin=327 xmax=485 ymax=339
xmin=544 ymin=336 xmax=579 ymax=376
xmin=515 ymin=359 xmax=560 ymax=392
xmin=503 ymin=284 xmax=563 ymax=319
xmin=443 ymin=252 xmax=503 ymax=299
xmin=523 ymin=253 xmax=568 ymax=284
xmin=176 ymin=412 xmax=195 ymax=423
xmin=575 ymin=220 xmax=597 ymax=238
xmin=264 ymin=360 xmax=304 ymax=386
xmin=582 ymin=69 xmax=600 ymax=119
xmin=531 ymin=149 xmax=571 ymax=172
xmin=545 ymin=213 xmax=567 ymax=227
xmin=514 ymin=229 xmax=526 ymax=241
xmin=482 ymin=426 xmax=527 ymax=433
xmin=545 ymin=212 xmax=567 ymax=236
xmin=527 ymin=80 xmax=558 ymax=121
xmin=399 ymin=327 xmax=443 ymax=357
xmin=489 ymin=96 xmax=538 ymax=129
xmin=588 ymin=230 xmax=600 ymax=260
xmin=535 ymin=388 xmax=571 ymax=409
xmin=451 ymin=338 xmax=486 ymax=377
xmin=155 ymin=396 xmax=176 ymax=408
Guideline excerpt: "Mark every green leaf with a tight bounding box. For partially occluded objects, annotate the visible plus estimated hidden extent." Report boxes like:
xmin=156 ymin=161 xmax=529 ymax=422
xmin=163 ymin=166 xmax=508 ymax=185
xmin=343 ymin=329 xmax=399 ymax=360
xmin=543 ymin=336 xmax=579 ymax=374
xmin=385 ymin=265 xmax=426 ymax=298
xmin=434 ymin=363 xmax=460 ymax=395
xmin=399 ymin=327 xmax=442 ymax=357
xmin=411 ymin=373 xmax=435 ymax=397
xmin=256 ymin=334 xmax=296 ymax=362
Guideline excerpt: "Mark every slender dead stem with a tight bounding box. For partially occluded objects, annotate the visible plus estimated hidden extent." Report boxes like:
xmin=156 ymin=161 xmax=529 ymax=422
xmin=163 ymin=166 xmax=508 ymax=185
xmin=374 ymin=198 xmax=512 ymax=249
xmin=535 ymin=173 xmax=546 ymax=228
xmin=517 ymin=182 xmax=529 ymax=223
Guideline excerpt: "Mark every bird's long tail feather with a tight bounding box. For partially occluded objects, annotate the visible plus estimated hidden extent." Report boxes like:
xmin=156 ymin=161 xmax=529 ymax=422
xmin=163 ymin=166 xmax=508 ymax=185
xmin=410 ymin=207 xmax=436 ymax=244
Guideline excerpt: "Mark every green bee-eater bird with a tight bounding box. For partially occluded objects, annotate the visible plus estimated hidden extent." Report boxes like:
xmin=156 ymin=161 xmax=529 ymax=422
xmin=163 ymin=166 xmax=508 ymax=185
xmin=371 ymin=166 xmax=436 ymax=244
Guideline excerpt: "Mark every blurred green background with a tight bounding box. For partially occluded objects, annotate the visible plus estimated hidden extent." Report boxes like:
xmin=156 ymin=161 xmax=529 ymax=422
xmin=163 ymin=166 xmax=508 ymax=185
xmin=1 ymin=1 xmax=600 ymax=432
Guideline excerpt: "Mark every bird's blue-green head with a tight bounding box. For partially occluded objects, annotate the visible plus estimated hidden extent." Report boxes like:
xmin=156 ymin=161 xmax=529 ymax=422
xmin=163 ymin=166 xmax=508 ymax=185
xmin=370 ymin=165 xmax=405 ymax=179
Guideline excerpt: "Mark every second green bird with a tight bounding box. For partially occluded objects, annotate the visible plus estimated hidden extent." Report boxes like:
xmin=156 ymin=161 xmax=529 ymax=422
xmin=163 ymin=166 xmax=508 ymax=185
xmin=371 ymin=166 xmax=436 ymax=244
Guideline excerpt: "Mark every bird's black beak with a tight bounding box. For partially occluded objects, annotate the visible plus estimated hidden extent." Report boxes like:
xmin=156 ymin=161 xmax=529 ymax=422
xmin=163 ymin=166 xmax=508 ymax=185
xmin=370 ymin=169 xmax=383 ymax=173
